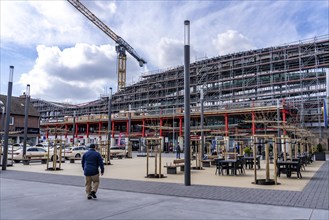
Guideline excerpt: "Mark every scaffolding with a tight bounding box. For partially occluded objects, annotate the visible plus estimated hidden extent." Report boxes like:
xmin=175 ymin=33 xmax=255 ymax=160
xmin=33 ymin=36 xmax=329 ymax=141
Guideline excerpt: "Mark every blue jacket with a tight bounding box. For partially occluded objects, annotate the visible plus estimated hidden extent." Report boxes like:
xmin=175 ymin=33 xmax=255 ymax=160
xmin=82 ymin=149 xmax=104 ymax=176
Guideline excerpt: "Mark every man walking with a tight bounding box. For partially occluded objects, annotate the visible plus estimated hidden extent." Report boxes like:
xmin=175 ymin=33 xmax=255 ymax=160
xmin=176 ymin=143 xmax=181 ymax=159
xmin=82 ymin=144 xmax=104 ymax=200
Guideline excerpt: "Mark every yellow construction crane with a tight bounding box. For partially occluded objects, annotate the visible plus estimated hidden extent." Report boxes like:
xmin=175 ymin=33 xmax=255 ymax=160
xmin=67 ymin=0 xmax=146 ymax=91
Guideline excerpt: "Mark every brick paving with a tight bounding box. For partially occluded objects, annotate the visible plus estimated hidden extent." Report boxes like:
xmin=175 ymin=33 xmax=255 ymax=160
xmin=1 ymin=161 xmax=328 ymax=210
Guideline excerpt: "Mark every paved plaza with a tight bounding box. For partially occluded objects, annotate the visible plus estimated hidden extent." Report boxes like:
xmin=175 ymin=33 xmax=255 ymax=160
xmin=0 ymin=153 xmax=328 ymax=219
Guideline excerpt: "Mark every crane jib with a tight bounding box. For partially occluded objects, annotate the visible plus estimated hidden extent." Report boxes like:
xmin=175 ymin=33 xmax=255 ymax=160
xmin=67 ymin=0 xmax=146 ymax=66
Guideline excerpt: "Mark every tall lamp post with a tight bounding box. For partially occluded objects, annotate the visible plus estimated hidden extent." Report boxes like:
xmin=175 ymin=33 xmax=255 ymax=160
xmin=107 ymin=87 xmax=112 ymax=164
xmin=2 ymin=66 xmax=14 ymax=170
xmin=200 ymin=88 xmax=204 ymax=157
xmin=184 ymin=20 xmax=191 ymax=186
xmin=172 ymin=106 xmax=175 ymax=152
xmin=0 ymin=101 xmax=4 ymax=142
xmin=72 ymin=111 xmax=76 ymax=145
xmin=23 ymin=84 xmax=30 ymax=158
xmin=127 ymin=104 xmax=132 ymax=158
xmin=276 ymin=99 xmax=281 ymax=153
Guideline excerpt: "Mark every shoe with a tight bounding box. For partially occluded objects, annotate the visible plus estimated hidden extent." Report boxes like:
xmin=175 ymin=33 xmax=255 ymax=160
xmin=87 ymin=195 xmax=92 ymax=200
xmin=91 ymin=191 xmax=97 ymax=199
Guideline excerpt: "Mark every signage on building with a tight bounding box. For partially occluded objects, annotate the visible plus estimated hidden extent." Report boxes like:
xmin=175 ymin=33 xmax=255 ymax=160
xmin=190 ymin=135 xmax=200 ymax=140
xmin=15 ymin=127 xmax=40 ymax=134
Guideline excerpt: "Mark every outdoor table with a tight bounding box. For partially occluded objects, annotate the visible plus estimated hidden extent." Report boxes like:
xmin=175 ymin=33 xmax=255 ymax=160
xmin=244 ymin=155 xmax=261 ymax=169
xmin=217 ymin=159 xmax=238 ymax=175
xmin=276 ymin=160 xmax=302 ymax=178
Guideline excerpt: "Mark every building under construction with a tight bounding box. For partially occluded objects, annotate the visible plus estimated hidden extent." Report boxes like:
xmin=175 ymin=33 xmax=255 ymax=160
xmin=32 ymin=35 xmax=329 ymax=149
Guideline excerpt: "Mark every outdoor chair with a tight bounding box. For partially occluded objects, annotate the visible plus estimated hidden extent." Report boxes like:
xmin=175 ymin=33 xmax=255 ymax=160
xmin=291 ymin=159 xmax=303 ymax=178
xmin=215 ymin=158 xmax=224 ymax=175
xmin=236 ymin=157 xmax=245 ymax=175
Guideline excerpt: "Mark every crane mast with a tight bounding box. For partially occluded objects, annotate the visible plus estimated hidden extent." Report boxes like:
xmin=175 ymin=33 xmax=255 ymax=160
xmin=67 ymin=0 xmax=146 ymax=90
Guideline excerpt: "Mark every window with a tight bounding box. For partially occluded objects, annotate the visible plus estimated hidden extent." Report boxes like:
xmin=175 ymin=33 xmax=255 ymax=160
xmin=9 ymin=116 xmax=14 ymax=125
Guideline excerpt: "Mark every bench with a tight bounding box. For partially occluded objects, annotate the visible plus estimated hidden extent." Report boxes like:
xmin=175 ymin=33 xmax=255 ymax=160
xmin=164 ymin=159 xmax=185 ymax=174
xmin=201 ymin=160 xmax=212 ymax=167
xmin=23 ymin=155 xmax=47 ymax=165
xmin=201 ymin=155 xmax=219 ymax=167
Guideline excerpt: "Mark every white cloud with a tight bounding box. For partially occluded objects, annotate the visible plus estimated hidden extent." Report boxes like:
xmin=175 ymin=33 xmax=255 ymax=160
xmin=155 ymin=37 xmax=202 ymax=68
xmin=18 ymin=44 xmax=118 ymax=103
xmin=94 ymin=1 xmax=117 ymax=16
xmin=0 ymin=1 xmax=106 ymax=46
xmin=212 ymin=30 xmax=256 ymax=55
xmin=1 ymin=0 xmax=328 ymax=103
xmin=157 ymin=38 xmax=183 ymax=68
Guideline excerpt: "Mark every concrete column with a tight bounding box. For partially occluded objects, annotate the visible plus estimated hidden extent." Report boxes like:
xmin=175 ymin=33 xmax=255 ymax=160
xmin=110 ymin=138 xmax=115 ymax=148
xmin=224 ymin=136 xmax=230 ymax=152
xmin=160 ymin=136 xmax=164 ymax=152
xmin=125 ymin=137 xmax=132 ymax=158
xmin=225 ymin=113 xmax=229 ymax=137
xmin=178 ymin=136 xmax=184 ymax=152
xmin=179 ymin=117 xmax=183 ymax=137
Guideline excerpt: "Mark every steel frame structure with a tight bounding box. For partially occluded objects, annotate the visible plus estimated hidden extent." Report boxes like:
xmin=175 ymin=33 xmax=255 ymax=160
xmin=32 ymin=35 xmax=329 ymax=141
xmin=112 ymin=35 xmax=328 ymax=126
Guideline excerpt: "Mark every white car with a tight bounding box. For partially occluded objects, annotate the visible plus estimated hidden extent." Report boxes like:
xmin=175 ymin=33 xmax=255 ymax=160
xmin=65 ymin=146 xmax=87 ymax=159
xmin=13 ymin=147 xmax=47 ymax=163
xmin=7 ymin=143 xmax=30 ymax=155
xmin=110 ymin=146 xmax=127 ymax=157
xmin=48 ymin=146 xmax=72 ymax=161
xmin=35 ymin=143 xmax=47 ymax=148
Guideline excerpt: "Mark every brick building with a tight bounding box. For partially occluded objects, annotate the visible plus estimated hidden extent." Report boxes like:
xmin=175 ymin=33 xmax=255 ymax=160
xmin=0 ymin=94 xmax=40 ymax=145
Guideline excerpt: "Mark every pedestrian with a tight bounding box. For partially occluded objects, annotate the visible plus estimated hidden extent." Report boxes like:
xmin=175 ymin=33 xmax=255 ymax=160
xmin=236 ymin=144 xmax=240 ymax=154
xmin=176 ymin=144 xmax=181 ymax=159
xmin=258 ymin=145 xmax=262 ymax=155
xmin=82 ymin=144 xmax=104 ymax=200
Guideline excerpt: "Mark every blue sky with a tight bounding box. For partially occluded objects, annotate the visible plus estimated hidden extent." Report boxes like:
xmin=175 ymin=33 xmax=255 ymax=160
xmin=1 ymin=0 xmax=328 ymax=104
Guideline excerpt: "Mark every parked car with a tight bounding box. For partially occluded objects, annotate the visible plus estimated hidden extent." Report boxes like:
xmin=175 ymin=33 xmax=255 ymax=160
xmin=1 ymin=143 xmax=30 ymax=156
xmin=1 ymin=145 xmax=14 ymax=156
xmin=110 ymin=146 xmax=127 ymax=157
xmin=8 ymin=143 xmax=30 ymax=154
xmin=13 ymin=147 xmax=47 ymax=163
xmin=35 ymin=143 xmax=47 ymax=148
xmin=65 ymin=146 xmax=87 ymax=159
xmin=48 ymin=146 xmax=72 ymax=161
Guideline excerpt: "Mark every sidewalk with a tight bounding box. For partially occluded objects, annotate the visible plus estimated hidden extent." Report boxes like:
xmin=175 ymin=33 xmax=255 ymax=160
xmin=0 ymin=176 xmax=328 ymax=220
xmin=1 ymin=161 xmax=328 ymax=220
